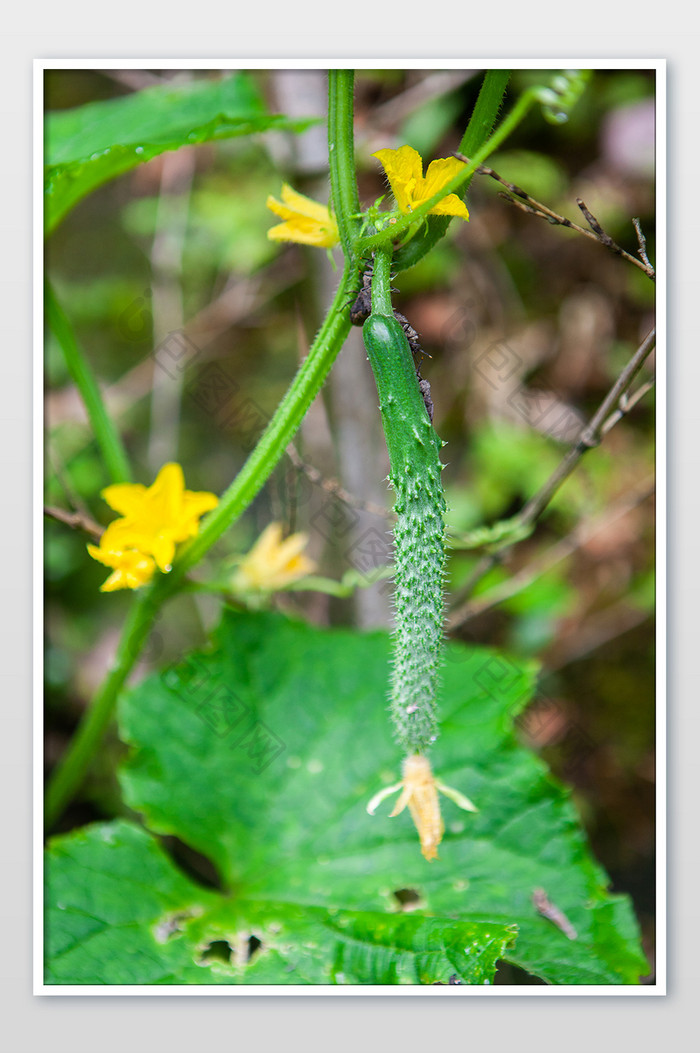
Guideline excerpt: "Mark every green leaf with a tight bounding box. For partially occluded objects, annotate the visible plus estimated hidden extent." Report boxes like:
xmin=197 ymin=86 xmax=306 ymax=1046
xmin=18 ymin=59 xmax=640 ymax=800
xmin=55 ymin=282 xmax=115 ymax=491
xmin=45 ymin=73 xmax=318 ymax=234
xmin=45 ymin=820 xmax=515 ymax=985
xmin=44 ymin=820 xmax=225 ymax=985
xmin=45 ymin=609 xmax=648 ymax=985
xmin=191 ymin=898 xmax=516 ymax=986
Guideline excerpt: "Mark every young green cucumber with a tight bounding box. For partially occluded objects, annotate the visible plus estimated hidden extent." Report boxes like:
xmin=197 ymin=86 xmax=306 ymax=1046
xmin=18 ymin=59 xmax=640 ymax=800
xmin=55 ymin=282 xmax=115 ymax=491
xmin=362 ymin=312 xmax=446 ymax=755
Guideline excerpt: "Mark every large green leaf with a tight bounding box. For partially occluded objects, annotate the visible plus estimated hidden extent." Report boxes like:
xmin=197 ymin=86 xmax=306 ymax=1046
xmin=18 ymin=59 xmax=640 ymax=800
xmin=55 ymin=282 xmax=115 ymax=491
xmin=44 ymin=73 xmax=317 ymax=233
xmin=45 ymin=609 xmax=648 ymax=985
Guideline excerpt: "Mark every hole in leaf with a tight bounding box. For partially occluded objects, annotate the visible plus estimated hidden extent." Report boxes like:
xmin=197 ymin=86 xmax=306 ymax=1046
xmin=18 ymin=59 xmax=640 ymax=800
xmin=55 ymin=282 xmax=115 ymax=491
xmin=158 ymin=835 xmax=223 ymax=891
xmin=393 ymin=888 xmax=423 ymax=911
xmin=153 ymin=909 xmax=199 ymax=944
xmin=493 ymin=961 xmax=547 ymax=985
xmin=200 ymin=939 xmax=233 ymax=964
xmin=247 ymin=935 xmax=263 ymax=961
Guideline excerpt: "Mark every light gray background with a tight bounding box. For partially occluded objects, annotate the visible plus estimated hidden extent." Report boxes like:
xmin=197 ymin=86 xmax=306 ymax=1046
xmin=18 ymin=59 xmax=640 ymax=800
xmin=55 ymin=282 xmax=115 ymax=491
xmin=3 ymin=8 xmax=696 ymax=1051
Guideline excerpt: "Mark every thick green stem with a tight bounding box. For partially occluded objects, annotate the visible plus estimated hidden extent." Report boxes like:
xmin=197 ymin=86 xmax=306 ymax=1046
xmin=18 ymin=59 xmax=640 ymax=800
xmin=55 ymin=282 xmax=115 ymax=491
xmin=46 ymin=282 xmax=132 ymax=484
xmin=370 ymin=248 xmax=393 ymax=316
xmin=459 ymin=69 xmax=511 ymax=156
xmin=328 ymin=70 xmax=361 ymax=263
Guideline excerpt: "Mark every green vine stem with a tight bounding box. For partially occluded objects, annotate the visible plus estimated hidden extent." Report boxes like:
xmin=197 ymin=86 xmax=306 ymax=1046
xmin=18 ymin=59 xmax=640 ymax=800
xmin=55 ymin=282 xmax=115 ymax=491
xmin=327 ymin=70 xmax=362 ymax=262
xmin=458 ymin=69 xmax=511 ymax=157
xmin=44 ymin=586 xmax=158 ymax=827
xmin=45 ymin=75 xmax=363 ymax=827
xmin=46 ymin=281 xmax=132 ymax=484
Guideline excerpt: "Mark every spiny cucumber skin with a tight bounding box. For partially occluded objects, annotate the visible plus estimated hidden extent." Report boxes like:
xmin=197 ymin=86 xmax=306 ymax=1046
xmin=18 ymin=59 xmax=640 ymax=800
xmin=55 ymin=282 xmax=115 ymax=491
xmin=362 ymin=313 xmax=446 ymax=755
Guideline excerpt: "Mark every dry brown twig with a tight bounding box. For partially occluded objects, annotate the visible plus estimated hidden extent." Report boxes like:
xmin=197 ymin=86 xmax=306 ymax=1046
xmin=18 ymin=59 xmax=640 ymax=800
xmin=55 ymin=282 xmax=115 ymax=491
xmin=449 ymin=326 xmax=656 ymax=611
xmin=285 ymin=443 xmax=390 ymax=519
xmin=44 ymin=505 xmax=103 ymax=540
xmin=532 ymin=888 xmax=578 ymax=941
xmin=545 ymin=598 xmax=652 ymax=672
xmin=455 ymin=153 xmax=656 ymax=281
xmin=448 ymin=478 xmax=654 ymax=629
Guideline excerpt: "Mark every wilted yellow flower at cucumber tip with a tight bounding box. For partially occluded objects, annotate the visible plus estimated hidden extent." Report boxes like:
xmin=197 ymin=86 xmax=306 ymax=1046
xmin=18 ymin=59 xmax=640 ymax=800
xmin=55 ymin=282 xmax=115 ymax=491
xmin=367 ymin=753 xmax=477 ymax=861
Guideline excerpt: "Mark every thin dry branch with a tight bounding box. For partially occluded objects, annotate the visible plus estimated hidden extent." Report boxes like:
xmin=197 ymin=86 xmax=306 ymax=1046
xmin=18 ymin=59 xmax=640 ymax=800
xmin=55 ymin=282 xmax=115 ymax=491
xmin=518 ymin=327 xmax=655 ymax=522
xmin=544 ymin=600 xmax=652 ymax=671
xmin=456 ymin=154 xmax=655 ymax=281
xmin=633 ymin=217 xmax=654 ymax=273
xmin=45 ymin=505 xmax=103 ymax=540
xmin=601 ymin=378 xmax=655 ymax=437
xmin=285 ymin=443 xmax=390 ymax=519
xmin=451 ymin=327 xmax=656 ymax=605
xmin=448 ymin=478 xmax=654 ymax=629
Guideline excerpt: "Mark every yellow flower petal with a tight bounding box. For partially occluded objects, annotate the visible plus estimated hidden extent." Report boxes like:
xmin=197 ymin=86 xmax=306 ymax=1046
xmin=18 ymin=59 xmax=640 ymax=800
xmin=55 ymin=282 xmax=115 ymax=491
xmin=280 ymin=184 xmax=334 ymax=225
xmin=372 ymin=146 xmax=424 ymax=214
xmin=87 ymin=543 xmax=156 ymax=591
xmin=422 ymin=156 xmax=467 ymax=196
xmin=147 ymin=534 xmax=177 ymax=573
xmin=426 ymin=194 xmax=470 ymax=220
xmin=100 ymin=482 xmax=147 ymax=516
xmin=96 ymin=519 xmax=173 ymax=573
xmin=147 ymin=463 xmax=185 ymax=521
xmin=90 ymin=463 xmax=219 ymax=589
xmin=267 ymin=219 xmax=339 ymax=248
xmin=422 ymin=157 xmax=470 ymax=219
xmin=266 ymin=185 xmax=339 ymax=248
xmin=232 ymin=522 xmax=316 ymax=593
xmin=373 ymin=145 xmax=469 ymax=221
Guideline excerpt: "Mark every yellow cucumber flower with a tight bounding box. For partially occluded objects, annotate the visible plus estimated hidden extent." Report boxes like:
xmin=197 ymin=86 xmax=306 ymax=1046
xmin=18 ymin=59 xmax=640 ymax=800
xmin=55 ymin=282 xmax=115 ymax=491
xmin=372 ymin=145 xmax=470 ymax=221
xmin=232 ymin=522 xmax=316 ymax=593
xmin=99 ymin=462 xmax=219 ymax=573
xmin=86 ymin=543 xmax=156 ymax=592
xmin=88 ymin=463 xmax=219 ymax=589
xmin=266 ymin=184 xmax=340 ymax=248
xmin=367 ymin=753 xmax=477 ymax=861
